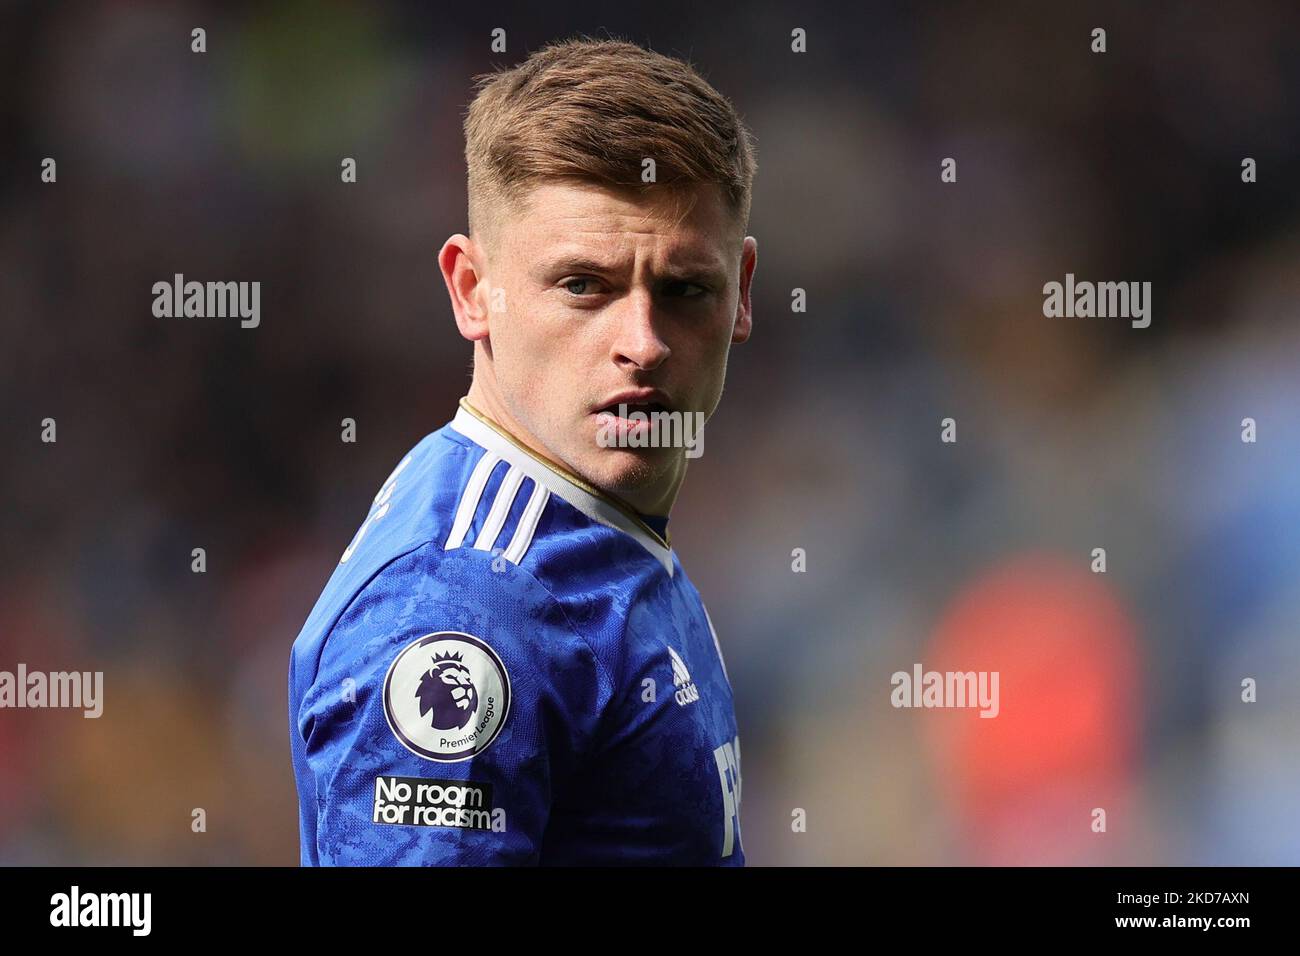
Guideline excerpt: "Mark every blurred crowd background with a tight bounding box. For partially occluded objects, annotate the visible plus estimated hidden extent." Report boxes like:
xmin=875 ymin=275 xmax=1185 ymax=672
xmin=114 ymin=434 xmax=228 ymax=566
xmin=2 ymin=1 xmax=1298 ymax=865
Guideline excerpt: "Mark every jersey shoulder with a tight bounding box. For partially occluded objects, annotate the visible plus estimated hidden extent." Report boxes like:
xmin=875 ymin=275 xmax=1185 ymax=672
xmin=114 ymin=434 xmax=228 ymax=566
xmin=291 ymin=404 xmax=686 ymax=721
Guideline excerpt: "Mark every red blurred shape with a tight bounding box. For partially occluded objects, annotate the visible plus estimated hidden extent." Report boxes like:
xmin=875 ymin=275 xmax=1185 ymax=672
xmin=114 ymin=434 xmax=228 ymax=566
xmin=923 ymin=552 xmax=1142 ymax=864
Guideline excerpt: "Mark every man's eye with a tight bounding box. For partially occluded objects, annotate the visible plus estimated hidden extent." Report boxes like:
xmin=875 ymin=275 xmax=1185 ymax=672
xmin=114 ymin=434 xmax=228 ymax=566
xmin=563 ymin=278 xmax=599 ymax=296
xmin=662 ymin=280 xmax=707 ymax=298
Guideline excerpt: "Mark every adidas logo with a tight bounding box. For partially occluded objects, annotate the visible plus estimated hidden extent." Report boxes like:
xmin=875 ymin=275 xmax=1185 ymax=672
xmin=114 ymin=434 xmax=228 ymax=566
xmin=668 ymin=646 xmax=700 ymax=706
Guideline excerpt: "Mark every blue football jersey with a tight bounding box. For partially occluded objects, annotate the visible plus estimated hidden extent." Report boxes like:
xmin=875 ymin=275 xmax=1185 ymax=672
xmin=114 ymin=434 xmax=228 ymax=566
xmin=289 ymin=399 xmax=744 ymax=865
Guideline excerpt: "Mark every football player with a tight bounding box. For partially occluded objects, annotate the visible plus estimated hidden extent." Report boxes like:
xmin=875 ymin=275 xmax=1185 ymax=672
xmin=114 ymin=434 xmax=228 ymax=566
xmin=290 ymin=37 xmax=757 ymax=865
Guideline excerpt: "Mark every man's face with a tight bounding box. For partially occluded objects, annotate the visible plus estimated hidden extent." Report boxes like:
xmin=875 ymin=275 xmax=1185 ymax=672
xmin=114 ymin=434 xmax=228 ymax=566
xmin=471 ymin=181 xmax=755 ymax=509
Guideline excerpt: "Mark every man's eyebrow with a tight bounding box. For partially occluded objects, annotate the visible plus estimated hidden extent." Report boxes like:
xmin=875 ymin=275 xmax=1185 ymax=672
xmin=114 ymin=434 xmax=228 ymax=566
xmin=534 ymin=250 xmax=730 ymax=280
xmin=536 ymin=255 xmax=619 ymax=275
xmin=661 ymin=257 xmax=729 ymax=279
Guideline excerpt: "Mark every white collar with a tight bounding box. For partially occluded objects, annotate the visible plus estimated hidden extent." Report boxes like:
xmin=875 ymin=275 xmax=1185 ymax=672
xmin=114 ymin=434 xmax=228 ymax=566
xmin=449 ymin=400 xmax=675 ymax=576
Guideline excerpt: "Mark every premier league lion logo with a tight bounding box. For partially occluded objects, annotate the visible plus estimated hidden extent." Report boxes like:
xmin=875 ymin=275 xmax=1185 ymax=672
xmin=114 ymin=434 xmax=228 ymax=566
xmin=384 ymin=632 xmax=510 ymax=761
xmin=415 ymin=650 xmax=479 ymax=731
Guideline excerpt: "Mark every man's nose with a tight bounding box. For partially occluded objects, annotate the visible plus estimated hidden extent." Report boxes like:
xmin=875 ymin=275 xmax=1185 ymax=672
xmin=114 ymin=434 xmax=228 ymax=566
xmin=610 ymin=288 xmax=671 ymax=371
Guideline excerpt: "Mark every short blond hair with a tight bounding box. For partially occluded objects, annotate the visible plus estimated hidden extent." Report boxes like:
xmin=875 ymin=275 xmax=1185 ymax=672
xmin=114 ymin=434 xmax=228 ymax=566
xmin=463 ymin=37 xmax=757 ymax=242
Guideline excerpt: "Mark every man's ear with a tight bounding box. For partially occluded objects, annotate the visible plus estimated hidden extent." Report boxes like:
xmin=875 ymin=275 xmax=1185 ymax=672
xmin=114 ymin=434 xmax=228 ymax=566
xmin=732 ymin=235 xmax=757 ymax=344
xmin=439 ymin=234 xmax=491 ymax=342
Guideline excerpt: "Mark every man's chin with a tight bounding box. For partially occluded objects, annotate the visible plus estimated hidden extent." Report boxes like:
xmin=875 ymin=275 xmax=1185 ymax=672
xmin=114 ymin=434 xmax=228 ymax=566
xmin=572 ymin=446 xmax=680 ymax=499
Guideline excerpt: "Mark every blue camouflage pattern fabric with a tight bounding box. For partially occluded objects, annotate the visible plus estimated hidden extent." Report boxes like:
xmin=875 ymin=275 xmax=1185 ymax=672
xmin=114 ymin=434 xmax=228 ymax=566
xmin=289 ymin=399 xmax=744 ymax=865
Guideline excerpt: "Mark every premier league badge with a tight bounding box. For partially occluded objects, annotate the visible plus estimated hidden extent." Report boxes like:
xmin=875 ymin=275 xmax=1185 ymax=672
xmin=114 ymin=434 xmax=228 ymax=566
xmin=383 ymin=632 xmax=511 ymax=761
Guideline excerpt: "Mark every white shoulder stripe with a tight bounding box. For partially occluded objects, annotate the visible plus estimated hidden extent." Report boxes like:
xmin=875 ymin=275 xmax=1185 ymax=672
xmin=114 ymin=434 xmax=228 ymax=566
xmin=472 ymin=464 xmax=525 ymax=552
xmin=444 ymin=452 xmax=500 ymax=551
xmin=450 ymin=405 xmax=674 ymax=575
xmin=502 ymin=483 xmax=550 ymax=564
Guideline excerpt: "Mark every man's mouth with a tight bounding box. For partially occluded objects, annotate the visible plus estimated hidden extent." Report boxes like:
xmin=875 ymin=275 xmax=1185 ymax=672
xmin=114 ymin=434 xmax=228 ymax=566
xmin=592 ymin=394 xmax=677 ymax=445
xmin=590 ymin=387 xmax=681 ymax=449
xmin=593 ymin=388 xmax=675 ymax=420
xmin=594 ymin=400 xmax=671 ymax=418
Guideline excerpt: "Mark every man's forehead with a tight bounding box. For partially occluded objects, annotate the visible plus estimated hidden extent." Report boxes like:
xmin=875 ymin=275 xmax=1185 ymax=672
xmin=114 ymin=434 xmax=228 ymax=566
xmin=513 ymin=181 xmax=731 ymax=237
